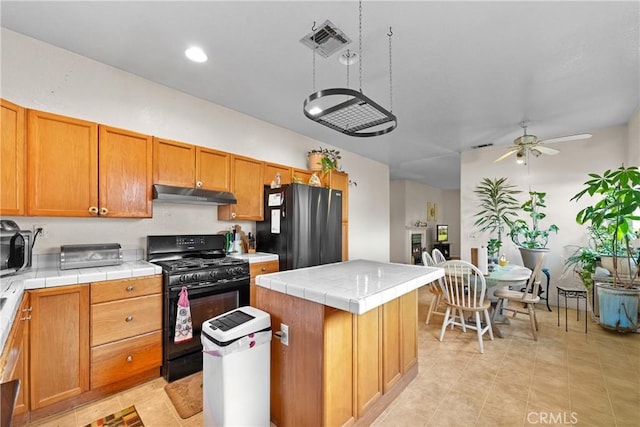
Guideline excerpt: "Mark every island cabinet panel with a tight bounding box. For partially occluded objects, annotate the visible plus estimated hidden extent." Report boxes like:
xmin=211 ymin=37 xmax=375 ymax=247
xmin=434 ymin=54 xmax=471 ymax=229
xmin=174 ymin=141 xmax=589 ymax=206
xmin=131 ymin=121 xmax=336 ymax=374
xmin=323 ymin=308 xmax=355 ymax=427
xmin=29 ymin=285 xmax=90 ymax=410
xmin=382 ymin=298 xmax=402 ymax=392
xmin=0 ymin=99 xmax=26 ymax=215
xmin=256 ymin=286 xmax=418 ymax=427
xmin=355 ymin=306 xmax=382 ymax=417
xmin=401 ymin=291 xmax=418 ymax=372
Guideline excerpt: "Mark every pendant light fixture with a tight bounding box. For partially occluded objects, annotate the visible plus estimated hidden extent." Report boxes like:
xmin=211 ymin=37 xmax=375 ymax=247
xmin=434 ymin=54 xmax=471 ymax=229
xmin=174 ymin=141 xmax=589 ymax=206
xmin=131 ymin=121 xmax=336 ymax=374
xmin=302 ymin=1 xmax=397 ymax=137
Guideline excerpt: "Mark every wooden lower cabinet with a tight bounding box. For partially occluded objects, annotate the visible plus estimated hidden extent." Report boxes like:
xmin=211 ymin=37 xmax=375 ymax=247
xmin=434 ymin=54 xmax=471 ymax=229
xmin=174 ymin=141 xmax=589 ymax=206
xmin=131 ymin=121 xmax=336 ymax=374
xmin=256 ymin=287 xmax=418 ymax=427
xmin=0 ymin=294 xmax=31 ymax=422
xmin=90 ymin=276 xmax=162 ymax=388
xmin=29 ymin=285 xmax=90 ymax=410
xmin=249 ymin=260 xmax=279 ymax=306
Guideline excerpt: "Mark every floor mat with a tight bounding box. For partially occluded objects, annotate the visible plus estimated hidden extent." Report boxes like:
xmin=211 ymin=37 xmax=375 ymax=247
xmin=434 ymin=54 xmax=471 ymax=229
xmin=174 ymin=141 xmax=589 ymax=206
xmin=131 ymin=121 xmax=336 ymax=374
xmin=164 ymin=371 xmax=203 ymax=419
xmin=84 ymin=405 xmax=144 ymax=427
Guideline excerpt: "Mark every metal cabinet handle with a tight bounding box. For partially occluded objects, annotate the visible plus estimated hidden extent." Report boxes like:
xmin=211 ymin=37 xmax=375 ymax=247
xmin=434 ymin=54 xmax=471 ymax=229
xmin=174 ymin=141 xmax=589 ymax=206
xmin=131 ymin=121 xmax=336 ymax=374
xmin=22 ymin=307 xmax=33 ymax=312
xmin=125 ymin=316 xmax=133 ymax=322
xmin=261 ymin=267 xmax=267 ymax=272
xmin=196 ymin=181 xmax=203 ymax=188
xmin=20 ymin=316 xmax=31 ymax=321
xmin=99 ymin=207 xmax=109 ymax=216
xmin=126 ymin=355 xmax=133 ymax=362
xmin=126 ymin=286 xmax=134 ymax=292
xmin=88 ymin=206 xmax=99 ymax=215
xmin=231 ymin=212 xmax=236 ymax=219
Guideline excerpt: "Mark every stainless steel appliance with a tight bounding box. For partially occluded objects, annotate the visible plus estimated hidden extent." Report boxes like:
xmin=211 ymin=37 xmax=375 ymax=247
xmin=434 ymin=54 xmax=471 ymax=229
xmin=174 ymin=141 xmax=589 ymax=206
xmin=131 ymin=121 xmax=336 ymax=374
xmin=147 ymin=234 xmax=250 ymax=382
xmin=256 ymin=183 xmax=342 ymax=271
xmin=0 ymin=220 xmax=32 ymax=277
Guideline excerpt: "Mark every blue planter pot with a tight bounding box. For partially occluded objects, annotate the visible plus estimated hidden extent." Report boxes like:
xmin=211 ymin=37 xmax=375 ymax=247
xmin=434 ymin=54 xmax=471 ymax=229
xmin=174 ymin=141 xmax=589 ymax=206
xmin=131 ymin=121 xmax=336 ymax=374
xmin=596 ymin=282 xmax=640 ymax=332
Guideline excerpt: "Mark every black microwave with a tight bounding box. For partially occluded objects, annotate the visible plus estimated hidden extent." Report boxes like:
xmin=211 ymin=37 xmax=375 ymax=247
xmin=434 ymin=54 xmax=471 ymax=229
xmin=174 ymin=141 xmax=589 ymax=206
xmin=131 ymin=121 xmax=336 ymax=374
xmin=0 ymin=220 xmax=33 ymax=277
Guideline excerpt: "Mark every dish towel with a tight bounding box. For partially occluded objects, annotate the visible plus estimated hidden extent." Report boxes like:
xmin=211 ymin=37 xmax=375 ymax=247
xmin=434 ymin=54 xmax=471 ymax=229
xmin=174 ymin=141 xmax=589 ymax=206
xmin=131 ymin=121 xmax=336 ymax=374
xmin=174 ymin=286 xmax=193 ymax=343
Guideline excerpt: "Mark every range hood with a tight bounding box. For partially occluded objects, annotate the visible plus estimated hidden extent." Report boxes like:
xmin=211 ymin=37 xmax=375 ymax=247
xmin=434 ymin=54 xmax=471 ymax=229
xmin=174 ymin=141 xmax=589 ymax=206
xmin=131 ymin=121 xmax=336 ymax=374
xmin=152 ymin=184 xmax=237 ymax=205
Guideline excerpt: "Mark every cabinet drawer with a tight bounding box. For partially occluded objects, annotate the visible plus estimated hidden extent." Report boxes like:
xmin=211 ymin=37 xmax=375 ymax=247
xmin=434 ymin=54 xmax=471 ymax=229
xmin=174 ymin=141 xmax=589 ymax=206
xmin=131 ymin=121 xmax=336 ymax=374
xmin=250 ymin=260 xmax=279 ymax=279
xmin=91 ymin=331 xmax=161 ymax=389
xmin=91 ymin=275 xmax=162 ymax=304
xmin=91 ymin=294 xmax=161 ymax=346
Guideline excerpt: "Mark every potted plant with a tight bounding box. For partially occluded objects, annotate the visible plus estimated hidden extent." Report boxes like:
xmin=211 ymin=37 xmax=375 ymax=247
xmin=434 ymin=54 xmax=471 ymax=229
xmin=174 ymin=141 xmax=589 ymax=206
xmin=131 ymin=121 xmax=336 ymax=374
xmin=307 ymin=147 xmax=341 ymax=174
xmin=473 ymin=177 xmax=521 ymax=264
xmin=509 ymin=190 xmax=559 ymax=270
xmin=570 ymin=165 xmax=640 ymax=332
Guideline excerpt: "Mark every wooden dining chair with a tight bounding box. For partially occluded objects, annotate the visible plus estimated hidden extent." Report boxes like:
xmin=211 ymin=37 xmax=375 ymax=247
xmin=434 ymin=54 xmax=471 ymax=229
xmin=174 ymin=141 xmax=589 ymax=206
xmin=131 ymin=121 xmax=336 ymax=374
xmin=438 ymin=260 xmax=494 ymax=353
xmin=432 ymin=248 xmax=447 ymax=264
xmin=422 ymin=251 xmax=446 ymax=324
xmin=491 ymin=254 xmax=546 ymax=340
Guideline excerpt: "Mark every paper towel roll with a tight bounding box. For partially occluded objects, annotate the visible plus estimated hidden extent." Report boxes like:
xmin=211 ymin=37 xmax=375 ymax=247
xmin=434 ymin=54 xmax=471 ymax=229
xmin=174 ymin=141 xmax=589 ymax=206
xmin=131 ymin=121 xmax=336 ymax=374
xmin=478 ymin=246 xmax=489 ymax=275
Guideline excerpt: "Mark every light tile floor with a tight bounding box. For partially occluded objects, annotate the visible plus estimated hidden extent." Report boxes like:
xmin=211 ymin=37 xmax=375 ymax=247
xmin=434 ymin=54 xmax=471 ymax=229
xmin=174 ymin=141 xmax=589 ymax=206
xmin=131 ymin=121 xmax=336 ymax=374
xmin=27 ymin=287 xmax=639 ymax=427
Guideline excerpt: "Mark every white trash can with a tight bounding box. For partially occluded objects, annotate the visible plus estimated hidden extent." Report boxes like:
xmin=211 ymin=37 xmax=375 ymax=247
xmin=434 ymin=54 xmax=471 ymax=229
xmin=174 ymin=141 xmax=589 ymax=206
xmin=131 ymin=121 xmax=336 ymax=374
xmin=201 ymin=306 xmax=271 ymax=427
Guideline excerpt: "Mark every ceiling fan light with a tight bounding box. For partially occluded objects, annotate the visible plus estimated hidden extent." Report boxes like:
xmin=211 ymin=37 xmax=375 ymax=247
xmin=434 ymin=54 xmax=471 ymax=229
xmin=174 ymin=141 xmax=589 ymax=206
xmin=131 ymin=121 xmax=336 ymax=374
xmin=516 ymin=150 xmax=525 ymax=164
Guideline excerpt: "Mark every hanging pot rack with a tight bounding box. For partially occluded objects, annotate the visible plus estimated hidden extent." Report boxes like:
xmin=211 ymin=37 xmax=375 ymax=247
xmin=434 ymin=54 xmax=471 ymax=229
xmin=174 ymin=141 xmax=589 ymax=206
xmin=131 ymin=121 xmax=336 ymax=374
xmin=302 ymin=1 xmax=396 ymax=137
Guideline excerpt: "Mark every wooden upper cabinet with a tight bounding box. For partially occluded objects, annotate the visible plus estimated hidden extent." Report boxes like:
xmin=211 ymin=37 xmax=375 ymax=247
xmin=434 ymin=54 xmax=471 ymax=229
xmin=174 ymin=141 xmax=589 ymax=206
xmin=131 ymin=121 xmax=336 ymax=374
xmin=153 ymin=137 xmax=196 ymax=188
xmin=264 ymin=162 xmax=292 ymax=186
xmin=329 ymin=170 xmax=349 ymax=223
xmin=99 ymin=125 xmax=153 ymax=217
xmin=196 ymin=146 xmax=231 ymax=191
xmin=0 ymin=99 xmax=26 ymax=215
xmin=218 ymin=155 xmax=264 ymax=221
xmin=153 ymin=137 xmax=231 ymax=191
xmin=27 ymin=109 xmax=99 ymax=217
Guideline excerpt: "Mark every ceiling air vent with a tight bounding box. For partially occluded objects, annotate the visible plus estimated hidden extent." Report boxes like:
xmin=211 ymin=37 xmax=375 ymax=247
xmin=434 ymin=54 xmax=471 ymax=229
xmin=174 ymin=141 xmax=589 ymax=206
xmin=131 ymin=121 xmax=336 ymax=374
xmin=300 ymin=20 xmax=352 ymax=58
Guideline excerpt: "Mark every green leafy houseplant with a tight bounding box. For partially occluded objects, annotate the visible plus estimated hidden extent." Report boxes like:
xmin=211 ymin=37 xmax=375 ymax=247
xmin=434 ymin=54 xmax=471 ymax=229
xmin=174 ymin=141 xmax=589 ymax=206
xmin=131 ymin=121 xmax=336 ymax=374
xmin=563 ymin=245 xmax=598 ymax=291
xmin=307 ymin=147 xmax=341 ymax=174
xmin=509 ymin=191 xmax=559 ymax=249
xmin=571 ymin=165 xmax=640 ymax=287
xmin=473 ymin=177 xmax=521 ymax=259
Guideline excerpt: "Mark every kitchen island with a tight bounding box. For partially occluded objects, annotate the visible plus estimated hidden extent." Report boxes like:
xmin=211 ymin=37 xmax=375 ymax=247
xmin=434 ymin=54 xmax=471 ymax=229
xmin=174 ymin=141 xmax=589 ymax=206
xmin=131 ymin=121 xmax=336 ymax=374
xmin=255 ymin=260 xmax=443 ymax=427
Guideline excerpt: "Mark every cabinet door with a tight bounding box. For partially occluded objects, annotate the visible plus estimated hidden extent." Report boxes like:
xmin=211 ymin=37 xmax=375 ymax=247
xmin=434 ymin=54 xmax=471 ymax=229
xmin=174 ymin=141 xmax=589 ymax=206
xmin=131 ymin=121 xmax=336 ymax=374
xmin=29 ymin=285 xmax=90 ymax=410
xmin=264 ymin=162 xmax=292 ymax=186
xmin=27 ymin=110 xmax=98 ymax=216
xmin=329 ymin=171 xmax=349 ymax=223
xmin=99 ymin=125 xmax=153 ymax=218
xmin=196 ymin=146 xmax=231 ymax=191
xmin=0 ymin=99 xmax=26 ymax=215
xmin=0 ymin=294 xmax=31 ymax=417
xmin=218 ymin=155 xmax=264 ymax=221
xmin=153 ymin=137 xmax=196 ymax=188
xmin=400 ymin=290 xmax=418 ymax=372
xmin=292 ymin=168 xmax=314 ymax=186
xmin=249 ymin=260 xmax=279 ymax=306
xmin=342 ymin=222 xmax=349 ymax=261
xmin=382 ymin=298 xmax=401 ymax=392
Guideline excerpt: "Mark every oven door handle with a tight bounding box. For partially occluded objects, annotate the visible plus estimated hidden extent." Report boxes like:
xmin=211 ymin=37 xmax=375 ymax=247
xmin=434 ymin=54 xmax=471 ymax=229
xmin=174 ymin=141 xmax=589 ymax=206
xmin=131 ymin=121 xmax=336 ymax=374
xmin=169 ymin=276 xmax=249 ymax=294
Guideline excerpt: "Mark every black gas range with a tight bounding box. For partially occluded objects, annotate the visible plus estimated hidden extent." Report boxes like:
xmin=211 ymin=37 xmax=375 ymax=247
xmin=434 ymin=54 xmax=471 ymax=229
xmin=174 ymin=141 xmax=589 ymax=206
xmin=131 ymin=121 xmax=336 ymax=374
xmin=147 ymin=234 xmax=250 ymax=382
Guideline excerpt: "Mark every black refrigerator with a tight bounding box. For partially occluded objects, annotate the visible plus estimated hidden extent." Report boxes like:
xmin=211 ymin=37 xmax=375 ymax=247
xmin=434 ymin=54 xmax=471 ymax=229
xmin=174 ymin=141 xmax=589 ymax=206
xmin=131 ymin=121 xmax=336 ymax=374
xmin=256 ymin=183 xmax=342 ymax=271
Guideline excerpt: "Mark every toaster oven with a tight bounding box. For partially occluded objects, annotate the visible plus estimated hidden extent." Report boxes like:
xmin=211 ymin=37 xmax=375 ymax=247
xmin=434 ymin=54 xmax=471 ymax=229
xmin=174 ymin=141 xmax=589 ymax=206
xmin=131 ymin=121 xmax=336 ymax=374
xmin=0 ymin=220 xmax=32 ymax=277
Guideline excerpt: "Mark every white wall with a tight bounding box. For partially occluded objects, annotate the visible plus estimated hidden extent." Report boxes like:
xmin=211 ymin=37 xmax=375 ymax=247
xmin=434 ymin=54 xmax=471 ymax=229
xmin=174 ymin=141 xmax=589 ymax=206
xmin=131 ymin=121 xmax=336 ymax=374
xmin=1 ymin=29 xmax=390 ymax=262
xmin=389 ymin=180 xmax=460 ymax=263
xmin=461 ymin=123 xmax=630 ymax=304
xmin=628 ymin=108 xmax=640 ymax=165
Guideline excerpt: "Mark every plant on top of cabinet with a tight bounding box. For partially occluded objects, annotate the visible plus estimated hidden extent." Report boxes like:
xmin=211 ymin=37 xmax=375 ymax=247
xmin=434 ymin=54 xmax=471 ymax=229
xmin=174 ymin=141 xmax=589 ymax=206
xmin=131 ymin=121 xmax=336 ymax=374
xmin=27 ymin=109 xmax=153 ymax=217
xmin=307 ymin=147 xmax=341 ymax=174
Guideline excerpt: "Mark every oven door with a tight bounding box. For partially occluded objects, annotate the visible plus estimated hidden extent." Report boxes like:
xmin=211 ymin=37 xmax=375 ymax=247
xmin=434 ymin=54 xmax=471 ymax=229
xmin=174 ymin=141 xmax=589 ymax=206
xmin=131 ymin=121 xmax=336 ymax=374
xmin=164 ymin=276 xmax=249 ymax=380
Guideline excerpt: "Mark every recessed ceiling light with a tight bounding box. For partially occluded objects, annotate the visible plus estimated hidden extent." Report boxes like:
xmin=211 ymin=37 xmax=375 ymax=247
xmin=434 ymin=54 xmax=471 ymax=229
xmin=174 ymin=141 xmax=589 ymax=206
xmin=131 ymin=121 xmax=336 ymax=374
xmin=185 ymin=47 xmax=208 ymax=63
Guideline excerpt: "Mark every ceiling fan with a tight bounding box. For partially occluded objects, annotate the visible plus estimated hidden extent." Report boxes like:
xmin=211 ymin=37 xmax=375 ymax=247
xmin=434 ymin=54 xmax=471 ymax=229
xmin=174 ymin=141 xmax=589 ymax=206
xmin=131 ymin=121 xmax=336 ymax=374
xmin=494 ymin=122 xmax=592 ymax=164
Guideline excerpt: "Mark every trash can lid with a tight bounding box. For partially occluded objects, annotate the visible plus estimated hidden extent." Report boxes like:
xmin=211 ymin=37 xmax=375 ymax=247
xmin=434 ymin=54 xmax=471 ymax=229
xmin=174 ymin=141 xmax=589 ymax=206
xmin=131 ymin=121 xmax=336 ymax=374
xmin=202 ymin=306 xmax=271 ymax=343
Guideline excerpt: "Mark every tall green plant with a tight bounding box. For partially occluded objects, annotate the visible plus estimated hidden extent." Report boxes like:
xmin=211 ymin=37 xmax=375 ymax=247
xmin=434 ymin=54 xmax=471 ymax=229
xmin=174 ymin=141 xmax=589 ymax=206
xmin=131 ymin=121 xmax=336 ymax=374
xmin=571 ymin=165 xmax=640 ymax=286
xmin=509 ymin=191 xmax=559 ymax=248
xmin=473 ymin=177 xmax=521 ymax=256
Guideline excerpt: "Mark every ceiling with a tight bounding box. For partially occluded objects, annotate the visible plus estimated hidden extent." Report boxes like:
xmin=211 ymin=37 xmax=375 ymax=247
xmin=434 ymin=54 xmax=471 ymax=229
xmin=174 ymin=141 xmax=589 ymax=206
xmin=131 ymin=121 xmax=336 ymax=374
xmin=2 ymin=1 xmax=638 ymax=189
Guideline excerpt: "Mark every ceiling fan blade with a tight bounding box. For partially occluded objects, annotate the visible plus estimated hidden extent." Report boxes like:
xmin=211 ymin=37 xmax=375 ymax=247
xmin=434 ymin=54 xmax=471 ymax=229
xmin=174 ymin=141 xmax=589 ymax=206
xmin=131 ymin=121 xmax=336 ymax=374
xmin=535 ymin=145 xmax=560 ymax=155
xmin=538 ymin=133 xmax=592 ymax=144
xmin=494 ymin=148 xmax=518 ymax=163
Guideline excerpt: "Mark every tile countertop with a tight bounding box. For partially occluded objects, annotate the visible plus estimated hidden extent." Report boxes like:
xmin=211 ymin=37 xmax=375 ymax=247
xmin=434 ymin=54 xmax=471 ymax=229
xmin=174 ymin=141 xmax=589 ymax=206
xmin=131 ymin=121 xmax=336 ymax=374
xmin=0 ymin=260 xmax=162 ymax=355
xmin=228 ymin=252 xmax=278 ymax=263
xmin=255 ymin=259 xmax=444 ymax=315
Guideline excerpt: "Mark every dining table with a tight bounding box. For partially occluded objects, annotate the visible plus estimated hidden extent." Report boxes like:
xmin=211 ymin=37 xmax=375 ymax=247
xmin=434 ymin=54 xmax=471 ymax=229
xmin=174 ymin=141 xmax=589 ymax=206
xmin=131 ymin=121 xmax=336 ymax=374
xmin=484 ymin=263 xmax=532 ymax=338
